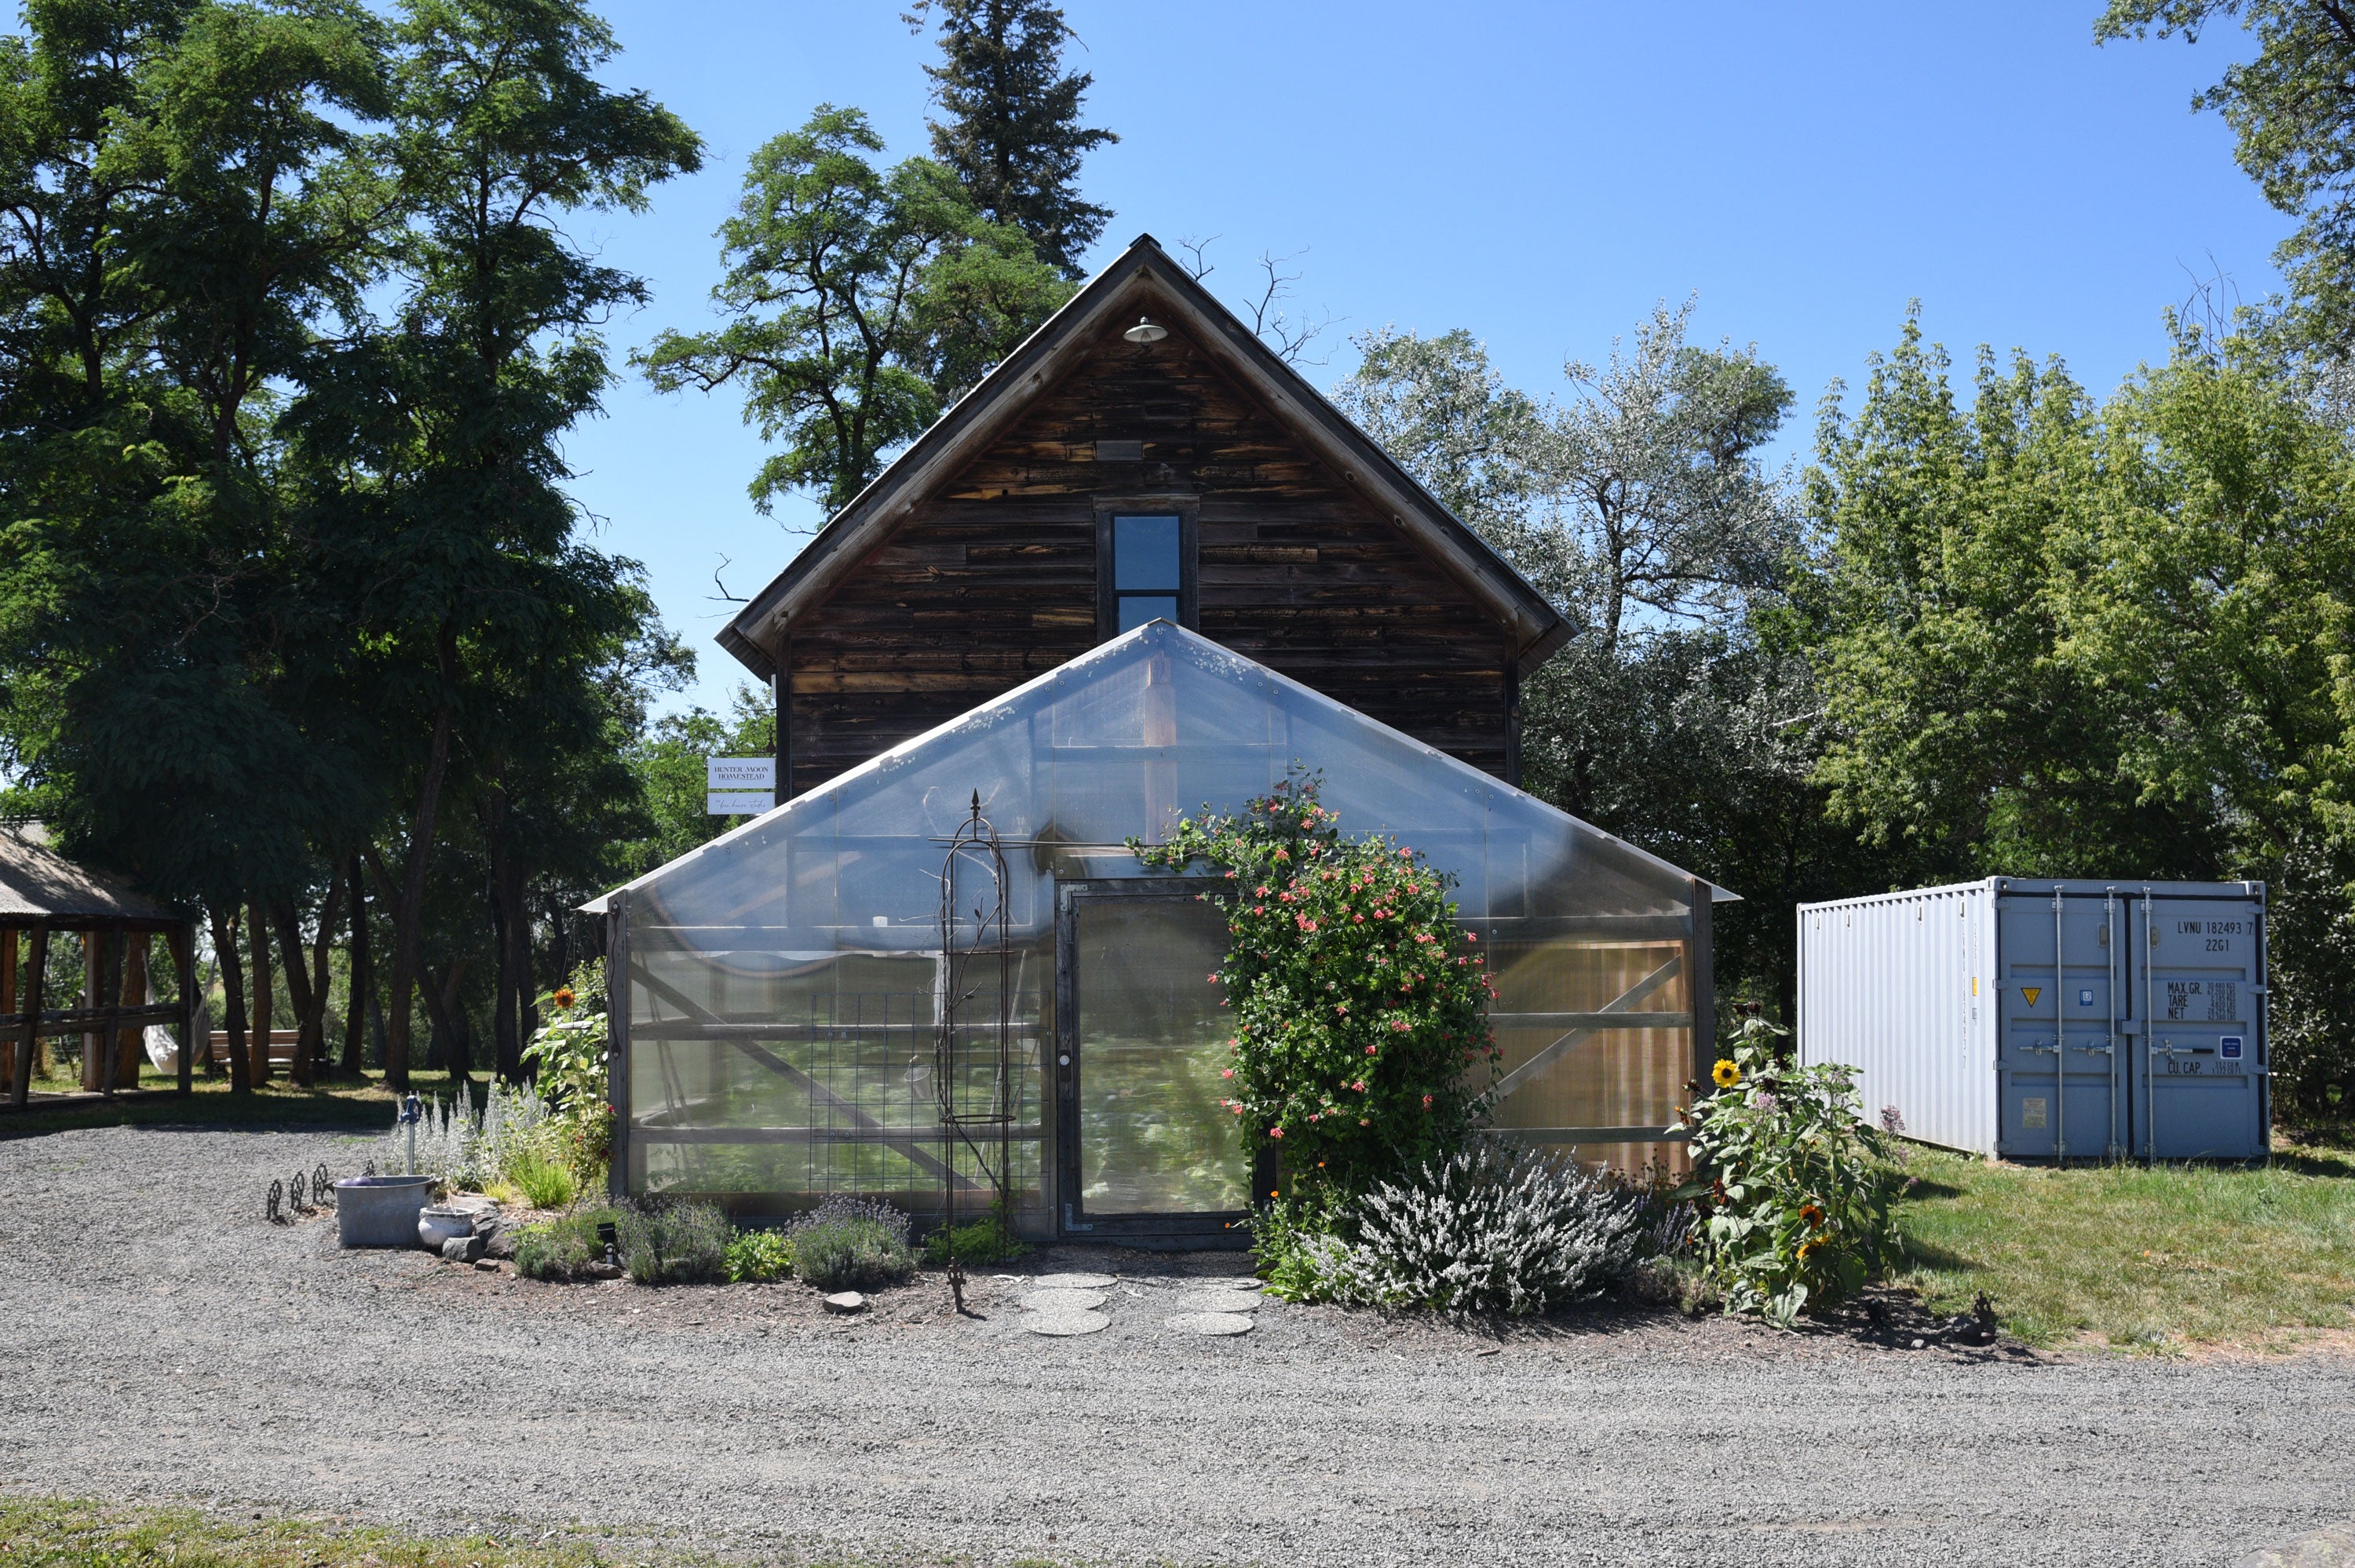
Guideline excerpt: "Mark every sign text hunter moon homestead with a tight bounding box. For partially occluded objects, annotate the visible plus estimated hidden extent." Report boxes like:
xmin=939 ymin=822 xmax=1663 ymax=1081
xmin=706 ymin=757 xmax=774 ymax=816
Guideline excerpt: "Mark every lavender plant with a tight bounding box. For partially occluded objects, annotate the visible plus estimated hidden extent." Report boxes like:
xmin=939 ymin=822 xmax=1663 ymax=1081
xmin=1286 ymin=1143 xmax=1643 ymax=1318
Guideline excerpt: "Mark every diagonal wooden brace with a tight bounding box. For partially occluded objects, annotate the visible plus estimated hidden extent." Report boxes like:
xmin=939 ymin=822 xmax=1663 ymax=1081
xmin=1492 ymin=954 xmax=1684 ymax=1102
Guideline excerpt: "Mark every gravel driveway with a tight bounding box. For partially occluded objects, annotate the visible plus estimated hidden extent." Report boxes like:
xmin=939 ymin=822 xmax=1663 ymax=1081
xmin=2 ymin=1122 xmax=2350 ymax=1567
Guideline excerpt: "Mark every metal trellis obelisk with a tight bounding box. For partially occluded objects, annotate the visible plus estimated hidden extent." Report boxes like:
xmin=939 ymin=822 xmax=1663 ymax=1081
xmin=935 ymin=791 xmax=1015 ymax=1311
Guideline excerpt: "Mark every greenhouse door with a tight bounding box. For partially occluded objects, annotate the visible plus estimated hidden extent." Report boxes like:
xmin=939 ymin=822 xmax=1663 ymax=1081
xmin=1054 ymin=881 xmax=1253 ymax=1241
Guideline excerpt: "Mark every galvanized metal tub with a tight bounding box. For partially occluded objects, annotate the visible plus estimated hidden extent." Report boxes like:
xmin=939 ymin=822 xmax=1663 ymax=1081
xmin=334 ymin=1175 xmax=435 ymax=1247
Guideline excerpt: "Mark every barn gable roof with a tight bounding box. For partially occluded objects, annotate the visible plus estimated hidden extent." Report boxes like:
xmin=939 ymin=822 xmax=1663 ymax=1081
xmin=717 ymin=234 xmax=1571 ymax=682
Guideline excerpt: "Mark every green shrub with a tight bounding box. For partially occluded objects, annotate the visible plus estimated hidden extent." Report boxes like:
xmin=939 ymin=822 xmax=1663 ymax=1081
xmin=513 ymin=1207 xmax=626 ymax=1282
xmin=1674 ymin=1015 xmax=1899 ymax=1327
xmin=619 ymin=1201 xmax=732 ymax=1285
xmin=789 ymin=1194 xmax=916 ymax=1292
xmin=725 ymin=1228 xmax=794 ymax=1283
xmin=506 ymin=1140 xmax=578 ymax=1209
xmin=918 ymin=1209 xmax=1028 ymax=1267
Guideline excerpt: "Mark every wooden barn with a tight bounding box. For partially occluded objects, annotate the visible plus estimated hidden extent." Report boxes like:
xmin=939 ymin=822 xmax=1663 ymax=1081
xmin=598 ymin=235 xmax=1728 ymax=1239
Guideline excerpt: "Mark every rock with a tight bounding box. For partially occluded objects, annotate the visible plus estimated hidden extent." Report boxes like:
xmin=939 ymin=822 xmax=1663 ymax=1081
xmin=484 ymin=1230 xmax=516 ymax=1260
xmin=472 ymin=1258 xmax=500 ymax=1272
xmin=439 ymin=1234 xmax=487 ymax=1264
xmin=582 ymin=1260 xmax=624 ymax=1281
xmin=1024 ymin=1309 xmax=1110 ymax=1336
xmin=2237 ymin=1526 xmax=2355 ymax=1568
xmin=1166 ymin=1311 xmax=1254 ymax=1337
xmin=823 ymin=1291 xmax=867 ymax=1315
xmin=1029 ymin=1272 xmax=1115 ymax=1290
xmin=1020 ymin=1289 xmax=1107 ymax=1313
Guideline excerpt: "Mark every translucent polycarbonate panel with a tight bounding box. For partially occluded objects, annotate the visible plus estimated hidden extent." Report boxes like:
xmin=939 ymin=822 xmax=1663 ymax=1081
xmin=612 ymin=621 xmax=1717 ymax=1214
xmin=1072 ymin=895 xmax=1249 ymax=1216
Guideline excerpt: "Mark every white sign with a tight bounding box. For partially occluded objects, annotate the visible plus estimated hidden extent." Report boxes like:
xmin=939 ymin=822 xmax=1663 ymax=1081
xmin=706 ymin=756 xmax=774 ymax=816
xmin=706 ymin=757 xmax=774 ymax=789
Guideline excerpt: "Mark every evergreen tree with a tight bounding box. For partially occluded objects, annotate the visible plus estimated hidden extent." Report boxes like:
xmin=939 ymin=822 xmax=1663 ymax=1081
xmin=911 ymin=0 xmax=1115 ymax=277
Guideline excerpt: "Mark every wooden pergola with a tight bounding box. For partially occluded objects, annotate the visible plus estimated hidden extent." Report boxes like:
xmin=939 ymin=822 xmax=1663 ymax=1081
xmin=0 ymin=824 xmax=195 ymax=1107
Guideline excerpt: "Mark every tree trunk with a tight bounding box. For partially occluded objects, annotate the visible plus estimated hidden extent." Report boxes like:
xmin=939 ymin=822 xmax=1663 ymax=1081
xmin=341 ymin=857 xmax=369 ymax=1074
xmin=379 ymin=629 xmax=458 ymax=1090
xmin=429 ymin=958 xmax=471 ymax=1081
xmin=309 ymin=877 xmax=341 ymax=1079
xmin=247 ymin=904 xmax=272 ymax=1085
xmin=210 ymin=904 xmax=250 ymax=1093
xmin=271 ymin=881 xmax=341 ymax=1088
xmin=484 ymin=786 xmax=531 ymax=1081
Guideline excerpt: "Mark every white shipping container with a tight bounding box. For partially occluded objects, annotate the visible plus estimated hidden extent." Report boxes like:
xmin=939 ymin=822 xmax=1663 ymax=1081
xmin=1798 ymin=879 xmax=2269 ymax=1161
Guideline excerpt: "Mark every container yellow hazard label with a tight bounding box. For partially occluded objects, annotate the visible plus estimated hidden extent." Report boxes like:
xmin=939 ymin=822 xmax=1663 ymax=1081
xmin=2021 ymin=986 xmax=2043 ymax=1008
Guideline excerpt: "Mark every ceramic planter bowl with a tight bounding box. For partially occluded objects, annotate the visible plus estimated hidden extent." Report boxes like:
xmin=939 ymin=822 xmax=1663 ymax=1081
xmin=333 ymin=1176 xmax=434 ymax=1248
xmin=415 ymin=1203 xmax=476 ymax=1250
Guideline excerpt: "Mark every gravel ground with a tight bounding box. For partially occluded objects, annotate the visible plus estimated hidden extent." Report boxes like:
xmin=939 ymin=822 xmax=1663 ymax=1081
xmin=3 ymin=1123 xmax=2352 ymax=1568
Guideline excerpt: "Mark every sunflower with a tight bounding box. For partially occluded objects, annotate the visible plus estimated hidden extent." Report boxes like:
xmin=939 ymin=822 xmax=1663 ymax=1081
xmin=1797 ymin=1238 xmax=1820 ymax=1262
xmin=553 ymin=986 xmax=576 ymax=1009
xmin=1711 ymin=1058 xmax=1741 ymax=1089
xmin=1799 ymin=1202 xmax=1825 ymax=1227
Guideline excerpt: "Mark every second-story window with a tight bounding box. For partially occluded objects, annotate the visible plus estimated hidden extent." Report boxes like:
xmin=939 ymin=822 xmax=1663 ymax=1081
xmin=1101 ymin=511 xmax=1192 ymax=635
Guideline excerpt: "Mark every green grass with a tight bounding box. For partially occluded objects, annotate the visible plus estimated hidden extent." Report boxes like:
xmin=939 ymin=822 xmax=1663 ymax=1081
xmin=1889 ymin=1138 xmax=2355 ymax=1349
xmin=0 ymin=1064 xmax=480 ymax=1140
xmin=0 ymin=1497 xmax=670 ymax=1568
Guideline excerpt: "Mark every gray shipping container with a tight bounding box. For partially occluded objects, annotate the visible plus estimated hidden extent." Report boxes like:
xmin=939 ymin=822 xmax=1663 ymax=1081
xmin=1796 ymin=879 xmax=2269 ymax=1161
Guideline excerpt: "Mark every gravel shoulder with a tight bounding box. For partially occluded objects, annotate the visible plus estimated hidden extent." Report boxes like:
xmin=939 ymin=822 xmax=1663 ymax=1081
xmin=3 ymin=1122 xmax=2351 ymax=1567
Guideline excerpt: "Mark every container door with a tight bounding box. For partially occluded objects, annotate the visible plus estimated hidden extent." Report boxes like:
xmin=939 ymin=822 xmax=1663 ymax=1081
xmin=2127 ymin=895 xmax=2266 ymax=1161
xmin=1995 ymin=893 xmax=2119 ymax=1161
xmin=1054 ymin=881 xmax=1251 ymax=1240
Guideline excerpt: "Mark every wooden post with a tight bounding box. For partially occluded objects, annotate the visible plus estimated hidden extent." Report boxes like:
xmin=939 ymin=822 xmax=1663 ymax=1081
xmin=1688 ymin=877 xmax=1716 ymax=1091
xmin=94 ymin=928 xmax=122 ymax=1096
xmin=249 ymin=903 xmax=272 ymax=1085
xmin=1 ymin=927 xmax=13 ymax=1089
xmin=172 ymin=923 xmax=194 ymax=1096
xmin=12 ymin=924 xmax=47 ymax=1105
xmin=606 ymin=888 xmax=629 ymax=1203
xmin=80 ymin=931 xmax=99 ymax=1092
xmin=116 ymin=931 xmax=146 ymax=1089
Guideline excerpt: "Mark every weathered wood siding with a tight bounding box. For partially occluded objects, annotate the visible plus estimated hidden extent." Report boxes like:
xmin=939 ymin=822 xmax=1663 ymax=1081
xmin=783 ymin=322 xmax=1515 ymax=799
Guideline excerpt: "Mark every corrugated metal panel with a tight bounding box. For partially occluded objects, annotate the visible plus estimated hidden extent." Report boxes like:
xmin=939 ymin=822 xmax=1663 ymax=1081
xmin=1798 ymin=881 xmax=1992 ymax=1154
xmin=1798 ymin=879 xmax=2267 ymax=1161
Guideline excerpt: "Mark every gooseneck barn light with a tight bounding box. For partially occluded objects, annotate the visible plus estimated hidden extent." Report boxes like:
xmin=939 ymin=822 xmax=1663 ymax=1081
xmin=1123 ymin=315 xmax=1167 ymax=343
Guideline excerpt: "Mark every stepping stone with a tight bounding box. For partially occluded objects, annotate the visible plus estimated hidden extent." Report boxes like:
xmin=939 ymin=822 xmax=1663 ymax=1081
xmin=1167 ymin=1311 xmax=1254 ymax=1336
xmin=1030 ymin=1272 xmax=1115 ymax=1290
xmin=1177 ymin=1291 xmax=1260 ymax=1314
xmin=1020 ymin=1289 xmax=1106 ymax=1313
xmin=1025 ymin=1309 xmax=1110 ymax=1336
xmin=823 ymin=1291 xmax=867 ymax=1315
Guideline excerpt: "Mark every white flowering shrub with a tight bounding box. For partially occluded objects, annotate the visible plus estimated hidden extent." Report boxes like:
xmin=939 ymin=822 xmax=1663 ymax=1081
xmin=1294 ymin=1143 xmax=1642 ymax=1318
xmin=377 ymin=1080 xmax=553 ymax=1189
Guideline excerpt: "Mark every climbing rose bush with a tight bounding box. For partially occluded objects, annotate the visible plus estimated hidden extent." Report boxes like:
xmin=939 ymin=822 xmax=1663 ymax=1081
xmin=1131 ymin=773 xmax=1498 ymax=1196
xmin=1673 ymin=1015 xmax=1898 ymax=1328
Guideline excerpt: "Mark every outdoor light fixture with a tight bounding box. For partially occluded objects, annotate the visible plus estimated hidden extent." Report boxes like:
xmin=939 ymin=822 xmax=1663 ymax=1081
xmin=1123 ymin=315 xmax=1167 ymax=343
xmin=596 ymin=1219 xmax=619 ymax=1268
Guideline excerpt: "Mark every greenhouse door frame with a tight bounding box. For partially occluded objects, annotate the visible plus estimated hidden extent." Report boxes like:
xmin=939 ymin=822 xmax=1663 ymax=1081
xmin=1054 ymin=877 xmax=1260 ymax=1244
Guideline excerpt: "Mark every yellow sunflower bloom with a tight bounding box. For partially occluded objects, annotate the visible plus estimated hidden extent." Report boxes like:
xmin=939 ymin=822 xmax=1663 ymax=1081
xmin=1711 ymin=1058 xmax=1741 ymax=1089
xmin=1797 ymin=1238 xmax=1820 ymax=1261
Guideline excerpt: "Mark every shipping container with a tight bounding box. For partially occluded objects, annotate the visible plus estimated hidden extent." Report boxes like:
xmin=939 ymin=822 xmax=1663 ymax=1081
xmin=1797 ymin=879 xmax=2269 ymax=1161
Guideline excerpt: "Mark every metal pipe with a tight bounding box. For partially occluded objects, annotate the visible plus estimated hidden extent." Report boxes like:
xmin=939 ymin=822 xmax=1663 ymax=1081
xmin=2052 ymin=888 xmax=2067 ymax=1164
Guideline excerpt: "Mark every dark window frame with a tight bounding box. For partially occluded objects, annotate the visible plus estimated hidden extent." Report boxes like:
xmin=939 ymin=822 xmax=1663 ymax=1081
xmin=1094 ymin=495 xmax=1199 ymax=640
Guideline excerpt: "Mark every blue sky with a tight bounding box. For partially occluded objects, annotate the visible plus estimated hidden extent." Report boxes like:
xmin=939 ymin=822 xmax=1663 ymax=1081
xmin=561 ymin=1 xmax=2284 ymax=717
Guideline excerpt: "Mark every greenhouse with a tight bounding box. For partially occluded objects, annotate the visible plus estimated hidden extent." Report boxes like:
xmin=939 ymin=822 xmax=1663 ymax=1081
xmin=601 ymin=620 xmax=1728 ymax=1242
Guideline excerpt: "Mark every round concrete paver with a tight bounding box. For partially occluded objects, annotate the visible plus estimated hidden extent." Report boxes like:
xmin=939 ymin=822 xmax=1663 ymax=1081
xmin=1176 ymin=1291 xmax=1261 ymax=1314
xmin=1167 ymin=1311 xmax=1254 ymax=1336
xmin=1030 ymin=1272 xmax=1115 ymax=1290
xmin=1024 ymin=1309 xmax=1111 ymax=1336
xmin=1020 ymin=1289 xmax=1107 ymax=1313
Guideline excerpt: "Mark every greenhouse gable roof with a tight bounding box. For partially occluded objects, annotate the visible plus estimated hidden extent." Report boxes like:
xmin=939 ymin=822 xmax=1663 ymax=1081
xmin=590 ymin=622 xmax=1730 ymax=918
